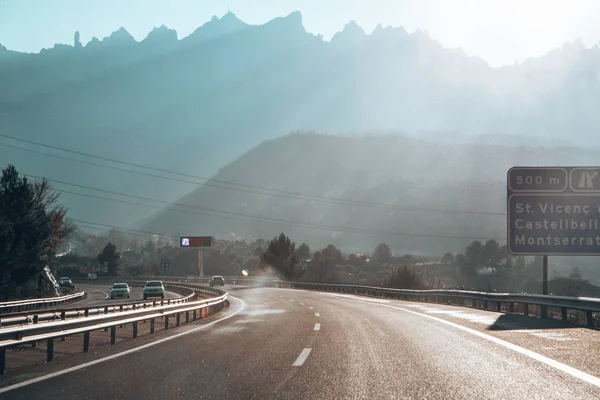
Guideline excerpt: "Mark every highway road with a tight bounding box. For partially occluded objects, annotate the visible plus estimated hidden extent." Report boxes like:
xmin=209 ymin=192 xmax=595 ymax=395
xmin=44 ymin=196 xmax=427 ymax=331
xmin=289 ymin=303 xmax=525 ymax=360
xmin=2 ymin=285 xmax=600 ymax=399
xmin=74 ymin=284 xmax=182 ymax=306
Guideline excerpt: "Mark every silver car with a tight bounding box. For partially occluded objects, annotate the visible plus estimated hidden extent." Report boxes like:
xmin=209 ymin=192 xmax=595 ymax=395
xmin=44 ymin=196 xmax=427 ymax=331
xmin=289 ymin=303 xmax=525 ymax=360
xmin=143 ymin=280 xmax=165 ymax=300
xmin=110 ymin=283 xmax=131 ymax=299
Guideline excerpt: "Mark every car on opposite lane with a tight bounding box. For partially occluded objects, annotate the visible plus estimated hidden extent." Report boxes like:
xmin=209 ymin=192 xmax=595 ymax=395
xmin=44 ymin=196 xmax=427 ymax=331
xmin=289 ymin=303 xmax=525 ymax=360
xmin=110 ymin=283 xmax=131 ymax=299
xmin=143 ymin=280 xmax=165 ymax=300
xmin=209 ymin=276 xmax=225 ymax=287
xmin=58 ymin=277 xmax=74 ymax=288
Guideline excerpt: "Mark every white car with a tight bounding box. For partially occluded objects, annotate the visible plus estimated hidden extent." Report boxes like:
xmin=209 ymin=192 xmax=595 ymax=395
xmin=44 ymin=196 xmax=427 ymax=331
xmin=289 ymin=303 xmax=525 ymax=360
xmin=143 ymin=281 xmax=165 ymax=300
xmin=87 ymin=273 xmax=98 ymax=280
xmin=110 ymin=283 xmax=131 ymax=299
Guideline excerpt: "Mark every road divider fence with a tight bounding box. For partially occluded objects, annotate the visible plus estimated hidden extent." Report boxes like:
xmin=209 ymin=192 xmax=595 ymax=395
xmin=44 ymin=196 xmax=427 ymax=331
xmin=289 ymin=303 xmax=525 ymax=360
xmin=0 ymin=291 xmax=86 ymax=315
xmin=0 ymin=282 xmax=228 ymax=375
xmin=275 ymin=281 xmax=600 ymax=329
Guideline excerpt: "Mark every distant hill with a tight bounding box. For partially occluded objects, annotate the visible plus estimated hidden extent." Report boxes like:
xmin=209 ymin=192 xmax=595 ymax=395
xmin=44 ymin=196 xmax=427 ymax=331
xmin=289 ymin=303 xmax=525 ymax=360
xmin=3 ymin=11 xmax=600 ymax=230
xmin=140 ymin=132 xmax=600 ymax=256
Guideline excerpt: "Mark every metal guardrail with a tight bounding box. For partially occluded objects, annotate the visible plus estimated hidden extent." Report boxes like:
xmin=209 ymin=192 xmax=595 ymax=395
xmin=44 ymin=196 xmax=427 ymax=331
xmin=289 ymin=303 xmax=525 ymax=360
xmin=0 ymin=283 xmax=197 ymax=327
xmin=142 ymin=276 xmax=282 ymax=286
xmin=0 ymin=283 xmax=229 ymax=375
xmin=276 ymin=281 xmax=600 ymax=328
xmin=0 ymin=291 xmax=86 ymax=314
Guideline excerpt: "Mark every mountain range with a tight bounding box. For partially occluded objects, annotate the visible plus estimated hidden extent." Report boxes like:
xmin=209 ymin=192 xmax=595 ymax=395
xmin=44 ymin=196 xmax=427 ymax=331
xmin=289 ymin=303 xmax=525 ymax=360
xmin=140 ymin=132 xmax=600 ymax=258
xmin=2 ymin=11 xmax=600 ymax=255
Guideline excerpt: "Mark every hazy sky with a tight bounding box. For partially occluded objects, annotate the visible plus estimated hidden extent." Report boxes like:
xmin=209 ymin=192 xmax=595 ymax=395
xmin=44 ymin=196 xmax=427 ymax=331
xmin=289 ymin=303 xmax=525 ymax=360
xmin=1 ymin=0 xmax=600 ymax=67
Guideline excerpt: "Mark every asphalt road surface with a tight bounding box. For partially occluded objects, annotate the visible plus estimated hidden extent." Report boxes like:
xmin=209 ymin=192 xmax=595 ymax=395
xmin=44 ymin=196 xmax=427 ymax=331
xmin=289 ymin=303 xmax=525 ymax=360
xmin=2 ymin=285 xmax=600 ymax=399
xmin=74 ymin=284 xmax=181 ymax=306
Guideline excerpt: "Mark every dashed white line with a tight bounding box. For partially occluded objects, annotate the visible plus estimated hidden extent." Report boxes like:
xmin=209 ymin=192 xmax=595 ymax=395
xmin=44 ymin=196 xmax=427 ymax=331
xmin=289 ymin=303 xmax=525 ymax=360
xmin=315 ymin=313 xmax=320 ymax=317
xmin=308 ymin=307 xmax=314 ymax=310
xmin=314 ymin=323 xmax=321 ymax=331
xmin=292 ymin=348 xmax=312 ymax=366
xmin=300 ymin=303 xmax=305 ymax=306
xmin=289 ymin=299 xmax=295 ymax=302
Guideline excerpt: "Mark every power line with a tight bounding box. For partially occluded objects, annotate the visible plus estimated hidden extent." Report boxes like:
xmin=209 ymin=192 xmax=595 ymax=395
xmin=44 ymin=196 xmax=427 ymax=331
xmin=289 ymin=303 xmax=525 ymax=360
xmin=74 ymin=223 xmax=174 ymax=239
xmin=0 ymin=141 xmax=327 ymax=204
xmin=38 ymin=176 xmax=504 ymax=241
xmin=0 ymin=135 xmax=506 ymax=216
xmin=70 ymin=218 xmax=175 ymax=238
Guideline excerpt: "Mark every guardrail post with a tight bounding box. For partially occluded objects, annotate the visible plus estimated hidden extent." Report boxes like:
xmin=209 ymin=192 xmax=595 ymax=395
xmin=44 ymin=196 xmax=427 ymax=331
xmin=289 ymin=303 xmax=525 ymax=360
xmin=193 ymin=310 xmax=197 ymax=321
xmin=176 ymin=313 xmax=180 ymax=327
xmin=150 ymin=319 xmax=155 ymax=334
xmin=119 ymin=305 xmax=123 ymax=312
xmin=496 ymin=302 xmax=502 ymax=312
xmin=186 ymin=311 xmax=189 ymax=323
xmin=47 ymin=338 xmax=54 ymax=362
xmin=33 ymin=315 xmax=39 ymax=324
xmin=31 ymin=340 xmax=37 ymax=348
xmin=561 ymin=307 xmax=568 ymax=322
xmin=483 ymin=300 xmax=488 ymax=310
xmin=132 ymin=304 xmax=136 ymax=310
xmin=83 ymin=332 xmax=90 ymax=353
xmin=0 ymin=348 xmax=5 ymax=375
xmin=84 ymin=308 xmax=89 ymax=317
xmin=509 ymin=303 xmax=515 ymax=313
xmin=541 ymin=305 xmax=547 ymax=319
xmin=61 ymin=311 xmax=66 ymax=320
xmin=587 ymin=310 xmax=594 ymax=328
xmin=523 ymin=303 xmax=529 ymax=316
xmin=110 ymin=326 xmax=117 ymax=345
xmin=165 ymin=316 xmax=169 ymax=330
xmin=133 ymin=322 xmax=138 ymax=338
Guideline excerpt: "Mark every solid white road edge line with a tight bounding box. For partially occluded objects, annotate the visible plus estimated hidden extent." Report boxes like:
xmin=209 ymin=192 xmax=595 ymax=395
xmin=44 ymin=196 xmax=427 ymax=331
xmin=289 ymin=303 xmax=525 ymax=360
xmin=343 ymin=297 xmax=600 ymax=389
xmin=0 ymin=296 xmax=247 ymax=394
xmin=314 ymin=323 xmax=321 ymax=331
xmin=292 ymin=348 xmax=312 ymax=366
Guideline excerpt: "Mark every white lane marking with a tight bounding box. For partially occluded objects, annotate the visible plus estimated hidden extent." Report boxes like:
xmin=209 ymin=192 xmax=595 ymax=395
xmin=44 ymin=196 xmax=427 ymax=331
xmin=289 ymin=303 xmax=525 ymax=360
xmin=308 ymin=307 xmax=314 ymax=310
xmin=89 ymin=290 xmax=111 ymax=304
xmin=300 ymin=303 xmax=305 ymax=306
xmin=289 ymin=299 xmax=295 ymax=302
xmin=314 ymin=323 xmax=321 ymax=331
xmin=0 ymin=297 xmax=247 ymax=394
xmin=401 ymin=305 xmax=579 ymax=341
xmin=315 ymin=313 xmax=320 ymax=317
xmin=292 ymin=348 xmax=312 ymax=366
xmin=320 ymin=292 xmax=391 ymax=303
xmin=343 ymin=298 xmax=600 ymax=389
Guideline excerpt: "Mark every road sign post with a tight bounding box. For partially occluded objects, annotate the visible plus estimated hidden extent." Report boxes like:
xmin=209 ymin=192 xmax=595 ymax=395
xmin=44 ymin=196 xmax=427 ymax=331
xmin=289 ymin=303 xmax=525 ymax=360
xmin=198 ymin=248 xmax=204 ymax=278
xmin=508 ymin=167 xmax=600 ymax=296
xmin=179 ymin=236 xmax=212 ymax=277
